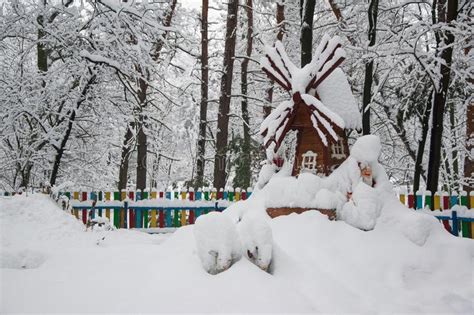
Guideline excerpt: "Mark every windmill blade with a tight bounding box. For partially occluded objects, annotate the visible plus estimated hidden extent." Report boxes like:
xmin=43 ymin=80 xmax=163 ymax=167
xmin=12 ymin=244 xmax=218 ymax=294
xmin=261 ymin=55 xmax=292 ymax=91
xmin=305 ymin=36 xmax=346 ymax=92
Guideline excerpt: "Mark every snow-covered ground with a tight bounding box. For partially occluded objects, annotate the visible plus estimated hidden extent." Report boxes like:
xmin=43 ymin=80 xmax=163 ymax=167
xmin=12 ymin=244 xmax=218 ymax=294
xmin=1 ymin=193 xmax=473 ymax=313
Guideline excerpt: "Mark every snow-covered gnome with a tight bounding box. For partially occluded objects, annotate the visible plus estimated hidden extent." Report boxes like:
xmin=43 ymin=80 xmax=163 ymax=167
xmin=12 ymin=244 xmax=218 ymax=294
xmin=333 ymin=135 xmax=392 ymax=230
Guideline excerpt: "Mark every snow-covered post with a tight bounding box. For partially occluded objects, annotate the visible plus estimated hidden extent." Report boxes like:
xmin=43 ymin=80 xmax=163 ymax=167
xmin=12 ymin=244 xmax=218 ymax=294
xmin=181 ymin=188 xmax=188 ymax=226
xmin=150 ymin=189 xmax=157 ymax=228
xmin=174 ymin=189 xmax=179 ymax=200
xmin=398 ymin=188 xmax=406 ymax=206
xmin=81 ymin=191 xmax=88 ymax=225
xmin=450 ymin=192 xmax=459 ymax=208
xmin=442 ymin=191 xmax=449 ymax=210
xmin=120 ymin=189 xmax=126 ymax=201
xmin=165 ymin=189 xmax=171 ymax=200
xmin=407 ymin=190 xmax=414 ymax=209
xmin=189 ymin=188 xmax=195 ymax=224
xmin=459 ymin=191 xmax=470 ymax=238
xmin=241 ymin=189 xmax=247 ymax=200
xmin=228 ymin=187 xmax=234 ymax=202
xmin=113 ymin=191 xmax=121 ymax=228
xmin=217 ymin=188 xmax=224 ymax=200
xmin=235 ymin=187 xmax=241 ymax=201
xmin=211 ymin=187 xmax=217 ymax=200
xmin=424 ymin=191 xmax=432 ymax=210
xmin=105 ymin=191 xmax=111 ymax=221
xmin=196 ymin=188 xmax=202 ymax=200
xmin=460 ymin=191 xmax=468 ymax=207
xmin=136 ymin=189 xmax=143 ymax=228
xmin=203 ymin=187 xmax=209 ymax=201
xmin=415 ymin=190 xmax=423 ymax=210
xmin=434 ymin=191 xmax=441 ymax=210
xmin=72 ymin=191 xmax=79 ymax=218
xmin=173 ymin=207 xmax=180 ymax=227
xmin=159 ymin=190 xmax=164 ymax=199
xmin=223 ymin=188 xmax=228 ymax=200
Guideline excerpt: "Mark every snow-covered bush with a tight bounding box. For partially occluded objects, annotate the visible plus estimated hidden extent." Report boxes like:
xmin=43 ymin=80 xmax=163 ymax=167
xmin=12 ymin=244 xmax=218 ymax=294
xmin=193 ymin=212 xmax=242 ymax=275
xmin=238 ymin=214 xmax=273 ymax=272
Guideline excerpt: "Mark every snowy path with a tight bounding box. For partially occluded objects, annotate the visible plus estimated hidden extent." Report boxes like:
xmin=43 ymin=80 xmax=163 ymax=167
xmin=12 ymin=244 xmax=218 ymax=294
xmin=1 ymin=194 xmax=473 ymax=313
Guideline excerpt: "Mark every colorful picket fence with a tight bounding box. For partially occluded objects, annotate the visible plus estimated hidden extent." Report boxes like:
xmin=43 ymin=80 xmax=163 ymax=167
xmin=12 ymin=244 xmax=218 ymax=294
xmin=398 ymin=189 xmax=474 ymax=239
xmin=53 ymin=187 xmax=252 ymax=230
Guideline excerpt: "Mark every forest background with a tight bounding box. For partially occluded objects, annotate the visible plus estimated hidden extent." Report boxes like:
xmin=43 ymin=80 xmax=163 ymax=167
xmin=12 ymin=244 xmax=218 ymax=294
xmin=0 ymin=0 xmax=472 ymax=194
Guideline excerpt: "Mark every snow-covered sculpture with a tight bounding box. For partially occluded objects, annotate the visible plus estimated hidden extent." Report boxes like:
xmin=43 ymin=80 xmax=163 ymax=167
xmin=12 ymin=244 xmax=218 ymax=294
xmin=238 ymin=214 xmax=273 ymax=272
xmin=260 ymin=35 xmax=361 ymax=176
xmin=330 ymin=135 xmax=392 ymax=230
xmin=193 ymin=212 xmax=242 ymax=275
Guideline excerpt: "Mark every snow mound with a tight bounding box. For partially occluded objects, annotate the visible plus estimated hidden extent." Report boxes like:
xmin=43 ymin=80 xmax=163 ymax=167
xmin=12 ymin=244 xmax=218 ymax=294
xmin=193 ymin=211 xmax=242 ymax=275
xmin=238 ymin=214 xmax=273 ymax=272
xmin=350 ymin=134 xmax=381 ymax=164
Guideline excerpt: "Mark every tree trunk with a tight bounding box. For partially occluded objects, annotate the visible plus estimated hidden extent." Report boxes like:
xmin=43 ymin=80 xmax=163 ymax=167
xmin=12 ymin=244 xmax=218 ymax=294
xmin=427 ymin=0 xmax=458 ymax=197
xmin=136 ymin=77 xmax=148 ymax=191
xmin=464 ymin=103 xmax=474 ymax=193
xmin=213 ymin=0 xmax=238 ymax=190
xmin=263 ymin=1 xmax=285 ymax=118
xmin=50 ymin=74 xmax=96 ymax=186
xmin=195 ymin=0 xmax=209 ymax=189
xmin=362 ymin=0 xmax=379 ymax=135
xmin=413 ymin=90 xmax=433 ymax=193
xmin=118 ymin=123 xmax=134 ymax=191
xmin=300 ymin=0 xmax=315 ymax=67
xmin=240 ymin=0 xmax=253 ymax=189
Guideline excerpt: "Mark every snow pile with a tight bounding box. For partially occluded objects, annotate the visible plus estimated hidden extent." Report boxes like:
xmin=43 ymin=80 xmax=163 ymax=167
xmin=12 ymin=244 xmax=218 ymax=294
xmin=238 ymin=214 xmax=273 ymax=272
xmin=193 ymin=212 xmax=241 ymax=275
xmin=1 ymin=193 xmax=473 ymax=313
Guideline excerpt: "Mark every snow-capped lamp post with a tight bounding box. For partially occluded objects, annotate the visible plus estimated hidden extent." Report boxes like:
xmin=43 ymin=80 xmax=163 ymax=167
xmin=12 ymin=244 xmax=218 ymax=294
xmin=260 ymin=35 xmax=361 ymax=177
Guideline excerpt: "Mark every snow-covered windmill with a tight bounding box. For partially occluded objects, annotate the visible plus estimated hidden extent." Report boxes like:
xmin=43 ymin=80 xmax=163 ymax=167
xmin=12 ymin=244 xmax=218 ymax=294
xmin=260 ymin=35 xmax=361 ymax=176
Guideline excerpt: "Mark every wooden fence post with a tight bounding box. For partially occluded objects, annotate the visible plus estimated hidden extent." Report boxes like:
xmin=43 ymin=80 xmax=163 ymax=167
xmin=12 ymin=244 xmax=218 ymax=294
xmin=415 ymin=190 xmax=423 ymax=209
xmin=150 ymin=189 xmax=157 ymax=228
xmin=424 ymin=191 xmax=432 ymax=210
xmin=433 ymin=191 xmax=441 ymax=210
xmin=450 ymin=192 xmax=458 ymax=208
xmin=105 ymin=191 xmax=111 ymax=221
xmin=81 ymin=191 xmax=88 ymax=225
xmin=189 ymin=188 xmax=195 ymax=224
xmin=235 ymin=187 xmax=241 ymax=201
xmin=181 ymin=188 xmax=188 ymax=227
xmin=135 ymin=189 xmax=142 ymax=228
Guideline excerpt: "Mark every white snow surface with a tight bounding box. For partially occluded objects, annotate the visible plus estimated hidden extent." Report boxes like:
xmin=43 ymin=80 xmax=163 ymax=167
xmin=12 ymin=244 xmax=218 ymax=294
xmin=1 ymin=194 xmax=473 ymax=313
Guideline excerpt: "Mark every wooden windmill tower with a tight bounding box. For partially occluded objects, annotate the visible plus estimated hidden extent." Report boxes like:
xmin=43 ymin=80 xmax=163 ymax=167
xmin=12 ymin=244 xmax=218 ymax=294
xmin=260 ymin=35 xmax=361 ymax=176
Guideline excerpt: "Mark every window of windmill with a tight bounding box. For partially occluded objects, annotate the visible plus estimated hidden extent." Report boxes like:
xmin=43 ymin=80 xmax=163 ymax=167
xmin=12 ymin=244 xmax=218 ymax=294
xmin=331 ymin=139 xmax=345 ymax=159
xmin=301 ymin=151 xmax=317 ymax=171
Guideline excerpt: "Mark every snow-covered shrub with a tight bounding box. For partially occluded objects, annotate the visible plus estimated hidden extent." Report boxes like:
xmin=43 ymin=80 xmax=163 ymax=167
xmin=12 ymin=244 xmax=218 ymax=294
xmin=238 ymin=214 xmax=273 ymax=272
xmin=193 ymin=212 xmax=242 ymax=275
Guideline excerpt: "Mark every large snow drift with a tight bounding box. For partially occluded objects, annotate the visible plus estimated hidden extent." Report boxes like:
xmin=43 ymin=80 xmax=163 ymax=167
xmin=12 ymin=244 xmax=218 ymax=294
xmin=1 ymin=194 xmax=473 ymax=313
